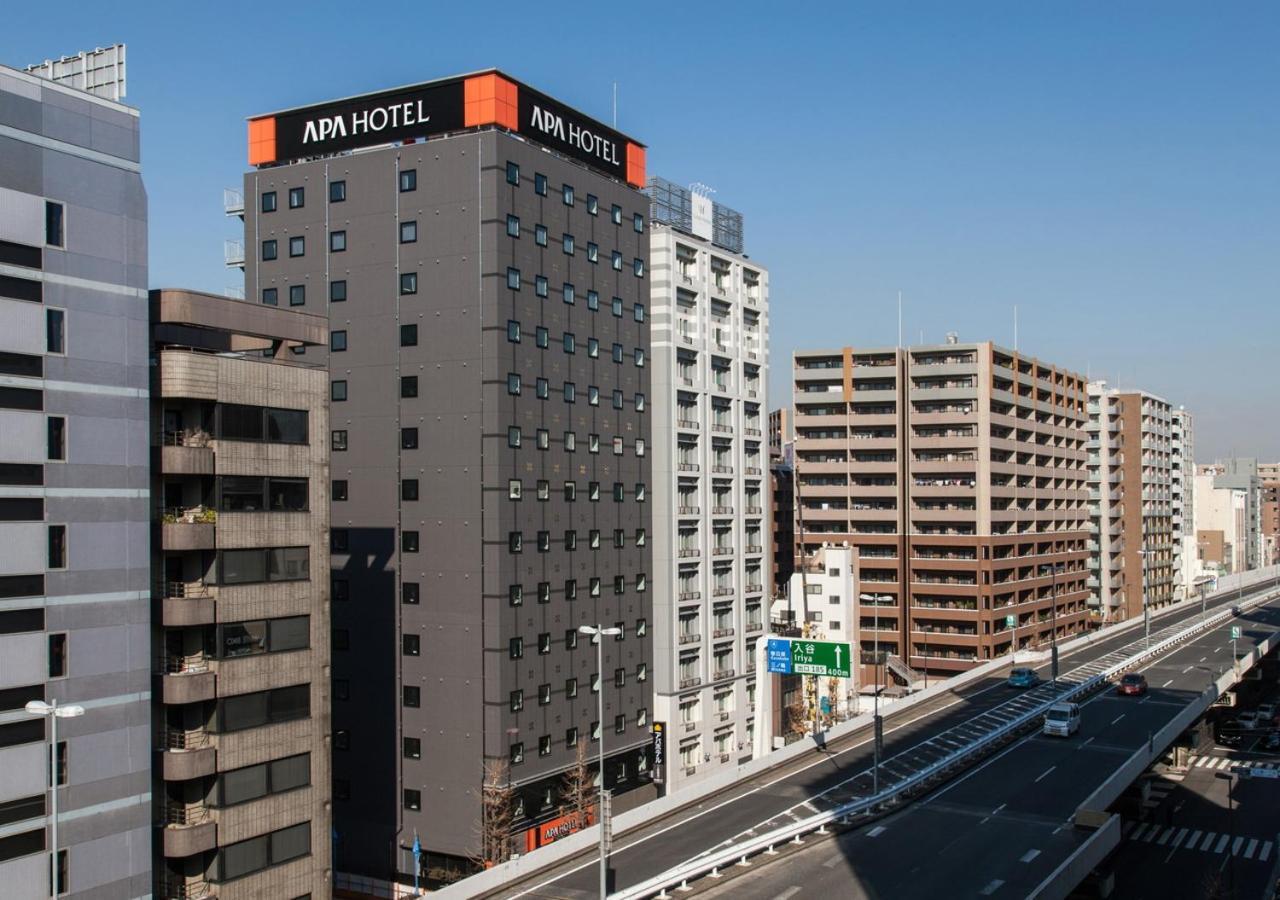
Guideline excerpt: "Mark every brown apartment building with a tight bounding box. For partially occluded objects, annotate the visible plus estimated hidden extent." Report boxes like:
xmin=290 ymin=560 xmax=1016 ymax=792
xmin=792 ymin=339 xmax=1091 ymax=682
xmin=151 ymin=289 xmax=331 ymax=899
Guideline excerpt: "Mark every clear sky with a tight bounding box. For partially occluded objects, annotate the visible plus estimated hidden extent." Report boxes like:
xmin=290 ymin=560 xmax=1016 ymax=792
xmin=4 ymin=1 xmax=1276 ymax=460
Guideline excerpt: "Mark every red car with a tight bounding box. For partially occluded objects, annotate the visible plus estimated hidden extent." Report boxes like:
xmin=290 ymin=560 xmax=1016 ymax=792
xmin=1117 ymin=673 xmax=1148 ymax=696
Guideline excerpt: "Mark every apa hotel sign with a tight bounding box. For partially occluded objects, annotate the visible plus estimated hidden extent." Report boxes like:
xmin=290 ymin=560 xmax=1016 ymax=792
xmin=247 ymin=70 xmax=645 ymax=188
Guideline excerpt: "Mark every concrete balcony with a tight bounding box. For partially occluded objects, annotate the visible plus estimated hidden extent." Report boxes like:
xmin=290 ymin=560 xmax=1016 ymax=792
xmin=159 ymin=803 xmax=216 ymax=858
xmin=158 ymin=654 xmax=216 ymax=705
xmin=157 ymin=729 xmax=217 ymax=782
xmin=159 ymin=443 xmax=215 ymax=475
xmin=159 ymin=585 xmax=217 ymax=627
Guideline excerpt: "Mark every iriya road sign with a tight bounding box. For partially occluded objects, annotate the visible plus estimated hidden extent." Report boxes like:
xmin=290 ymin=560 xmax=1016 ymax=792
xmin=790 ymin=639 xmax=852 ymax=678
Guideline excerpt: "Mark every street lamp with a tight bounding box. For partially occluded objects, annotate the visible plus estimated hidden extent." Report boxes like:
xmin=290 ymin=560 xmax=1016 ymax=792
xmin=1137 ymin=549 xmax=1152 ymax=649
xmin=1038 ymin=563 xmax=1064 ymax=684
xmin=859 ymin=593 xmax=892 ymax=795
xmin=25 ymin=699 xmax=84 ymax=899
xmin=578 ymin=624 xmax=621 ymax=900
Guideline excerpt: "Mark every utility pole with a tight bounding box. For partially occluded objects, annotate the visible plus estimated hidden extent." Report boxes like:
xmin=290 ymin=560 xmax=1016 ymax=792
xmin=579 ymin=624 xmax=622 ymax=899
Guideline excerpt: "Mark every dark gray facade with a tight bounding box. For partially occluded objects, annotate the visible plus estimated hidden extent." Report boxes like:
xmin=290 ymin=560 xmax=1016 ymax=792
xmin=0 ymin=61 xmax=150 ymax=899
xmin=243 ymin=122 xmax=654 ymax=876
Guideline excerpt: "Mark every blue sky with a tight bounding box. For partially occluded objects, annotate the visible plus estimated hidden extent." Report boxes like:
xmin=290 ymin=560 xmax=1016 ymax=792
xmin=4 ymin=1 xmax=1277 ymax=460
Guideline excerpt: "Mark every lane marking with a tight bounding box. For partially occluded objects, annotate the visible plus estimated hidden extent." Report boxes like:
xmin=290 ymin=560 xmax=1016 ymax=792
xmin=823 ymin=853 xmax=843 ymax=869
xmin=771 ymin=889 xmax=802 ymax=900
xmin=992 ymin=803 xmax=1007 ymax=815
xmin=1215 ymin=834 xmax=1230 ymax=853
xmin=979 ymin=880 xmax=1004 ymax=895
xmin=1170 ymin=828 xmax=1189 ymax=848
xmin=1183 ymin=666 xmax=1193 ymax=673
xmin=1157 ymin=827 xmax=1175 ymax=846
xmin=1261 ymin=842 xmax=1273 ymax=862
xmin=1244 ymin=838 xmax=1258 ymax=859
xmin=1020 ymin=849 xmax=1040 ymax=863
xmin=1112 ymin=714 xmax=1126 ymax=725
xmin=1161 ymin=679 xmax=1174 ymax=688
xmin=867 ymin=825 xmax=886 ymax=838
xmin=1130 ymin=823 xmax=1148 ymax=841
xmin=1034 ymin=766 xmax=1056 ymax=783
xmin=1200 ymin=831 xmax=1217 ymax=851
xmin=1232 ymin=836 xmax=1244 ymax=856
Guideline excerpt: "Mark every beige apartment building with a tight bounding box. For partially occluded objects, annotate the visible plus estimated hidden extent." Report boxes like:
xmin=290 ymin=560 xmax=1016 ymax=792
xmin=792 ymin=339 xmax=1091 ymax=682
xmin=1085 ymin=384 xmax=1176 ymax=623
xmin=150 ymin=290 xmax=332 ymax=899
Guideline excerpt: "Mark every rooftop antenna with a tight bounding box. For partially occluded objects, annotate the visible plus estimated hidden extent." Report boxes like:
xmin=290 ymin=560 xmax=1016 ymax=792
xmin=612 ymin=82 xmax=617 ymax=128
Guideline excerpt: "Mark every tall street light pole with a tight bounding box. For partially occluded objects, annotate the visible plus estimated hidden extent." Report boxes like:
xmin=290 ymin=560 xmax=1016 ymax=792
xmin=579 ymin=624 xmax=621 ymax=899
xmin=1039 ymin=563 xmax=1063 ymax=684
xmin=1137 ymin=549 xmax=1151 ymax=649
xmin=25 ymin=699 xmax=84 ymax=899
xmin=859 ymin=593 xmax=891 ymax=795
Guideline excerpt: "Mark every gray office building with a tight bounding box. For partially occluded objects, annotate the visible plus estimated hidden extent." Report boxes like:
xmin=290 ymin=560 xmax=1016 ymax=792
xmin=0 ymin=50 xmax=151 ymax=900
xmin=238 ymin=70 xmax=655 ymax=883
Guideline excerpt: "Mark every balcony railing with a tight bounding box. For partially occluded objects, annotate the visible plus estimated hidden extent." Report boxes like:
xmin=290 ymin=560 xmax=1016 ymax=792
xmin=157 ymin=878 xmax=213 ymax=900
xmin=680 ymin=676 xmax=703 ymax=689
xmin=163 ymin=581 xmax=212 ymax=600
xmin=162 ymin=429 xmax=211 ymax=448
xmin=161 ymin=505 xmax=217 ymax=525
xmin=712 ymin=627 xmax=735 ymax=639
xmin=160 ymin=802 xmax=209 ymax=827
xmin=159 ymin=652 xmax=209 ymax=675
xmin=159 ymin=728 xmax=209 ymax=751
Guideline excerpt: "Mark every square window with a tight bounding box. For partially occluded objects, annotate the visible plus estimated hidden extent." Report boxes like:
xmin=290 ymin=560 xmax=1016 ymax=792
xmin=330 ymin=330 xmax=347 ymax=351
xmin=507 ymin=320 xmax=521 ymax=342
xmin=330 ymin=280 xmax=347 ymax=302
xmin=400 ymin=273 xmax=418 ymax=295
xmin=507 ymin=372 xmax=521 ymax=395
xmin=290 ymin=285 xmax=305 ymax=306
xmin=506 ymin=214 xmax=520 ymax=237
xmin=562 ymin=233 xmax=575 ymax=255
xmin=508 ymin=480 xmax=522 ymax=501
xmin=401 ymin=427 xmax=418 ymax=449
xmin=401 ymin=479 xmax=419 ymax=502
xmin=402 ymin=583 xmax=420 ymax=604
xmin=262 ymin=287 xmax=278 ymax=306
xmin=507 ymin=426 xmax=521 ymax=448
xmin=535 ymin=224 xmax=548 ymax=246
xmin=261 ymin=191 xmax=277 ymax=213
xmin=289 ymin=187 xmax=304 ymax=208
xmin=506 ymin=161 xmax=520 ymax=185
xmin=508 ymin=583 xmax=523 ymax=605
xmin=562 ymin=184 xmax=574 ymax=205
xmin=535 ymin=173 xmax=547 ymax=195
xmin=563 ymin=283 xmax=575 ymax=305
xmin=587 ymin=242 xmax=599 ymax=263
xmin=587 ymin=194 xmax=599 ymax=215
xmin=333 ymin=480 xmax=348 ymax=501
xmin=331 ymin=380 xmax=348 ymax=402
xmin=611 ymin=204 xmax=622 ymax=225
xmin=262 ymin=240 xmax=278 ymax=261
xmin=400 ymin=169 xmax=417 ymax=192
xmin=535 ymin=276 xmax=548 ymax=297
xmin=332 ymin=430 xmax=348 ymax=451
xmin=329 ymin=180 xmax=346 ymax=202
xmin=400 ymin=221 xmax=417 ymax=243
xmin=507 ymin=267 xmax=521 ymax=290
xmin=290 ymin=235 xmax=305 ymax=257
xmin=400 ymin=376 xmax=418 ymax=398
xmin=403 ymin=686 xmax=420 ymax=707
xmin=401 ymin=531 xmax=419 ymax=553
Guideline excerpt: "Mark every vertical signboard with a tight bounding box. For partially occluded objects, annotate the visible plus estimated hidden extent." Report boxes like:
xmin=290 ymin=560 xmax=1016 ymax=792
xmin=651 ymin=722 xmax=666 ymax=785
xmin=766 ymin=638 xmax=793 ymax=674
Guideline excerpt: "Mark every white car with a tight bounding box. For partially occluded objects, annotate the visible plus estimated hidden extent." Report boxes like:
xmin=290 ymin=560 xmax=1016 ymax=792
xmin=1237 ymin=711 xmax=1260 ymax=730
xmin=1256 ymin=702 xmax=1276 ymax=723
xmin=1043 ymin=702 xmax=1081 ymax=738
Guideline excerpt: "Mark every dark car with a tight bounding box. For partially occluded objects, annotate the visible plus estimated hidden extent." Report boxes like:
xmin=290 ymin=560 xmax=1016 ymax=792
xmin=1117 ymin=672 xmax=1148 ymax=696
xmin=1215 ymin=718 xmax=1244 ymax=747
xmin=1232 ymin=605 xmax=1243 ymax=617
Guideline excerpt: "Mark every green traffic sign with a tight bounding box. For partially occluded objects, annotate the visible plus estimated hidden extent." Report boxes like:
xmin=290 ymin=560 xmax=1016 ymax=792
xmin=1005 ymin=614 xmax=1017 ymax=628
xmin=790 ymin=639 xmax=852 ymax=678
xmin=1231 ymin=625 xmax=1241 ymax=640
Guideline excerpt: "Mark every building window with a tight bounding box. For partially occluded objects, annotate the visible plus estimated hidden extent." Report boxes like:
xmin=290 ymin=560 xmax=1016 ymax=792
xmin=510 ymin=743 xmax=524 ymax=765
xmin=587 ymin=242 xmax=599 ymax=263
xmin=587 ymin=290 xmax=599 ymax=311
xmin=508 ymin=583 xmax=523 ymax=606
xmin=401 ymin=428 xmax=418 ymax=449
xmin=635 ymin=527 xmax=646 ymax=546
xmin=508 ymin=479 xmax=523 ymax=502
xmin=400 ymin=376 xmax=418 ymax=398
xmin=635 ymin=393 xmax=646 ymax=412
xmin=289 ymin=187 xmax=304 ymax=209
xmin=509 ymin=636 xmax=523 ymax=658
xmin=47 ymin=524 xmax=66 ymax=569
xmin=634 ymin=302 xmax=646 ymax=322
xmin=634 ymin=258 xmax=646 ymax=277
xmin=289 ymin=236 xmax=305 ymax=257
xmin=329 ymin=231 xmax=346 ymax=252
xmin=400 ymin=273 xmax=418 ymax=295
xmin=402 ymin=583 xmax=420 ymax=604
xmin=537 ymin=531 xmax=551 ymax=552
xmin=611 ymin=204 xmax=622 ymax=225
xmin=261 ymin=240 xmax=277 ymax=261
xmin=329 ymin=180 xmax=346 ymax=203
xmin=564 ymin=530 xmax=577 ymax=550
xmin=563 ymin=383 xmax=575 ymax=403
xmin=506 ymin=161 xmax=520 ymax=185
xmin=402 ymin=531 xmax=419 ymax=553
xmin=402 ymin=479 xmax=419 ymax=502
xmin=535 ymin=276 xmax=548 ymax=298
xmin=331 ymin=529 xmax=349 ymax=553
xmin=507 ymin=320 xmax=521 ymax=342
xmin=612 ymin=251 xmax=623 ymax=271
xmin=563 ymin=332 xmax=576 ymax=353
xmin=404 ymin=737 xmax=421 ymax=758
xmin=403 ymin=634 xmax=420 ymax=656
xmin=507 ymin=373 xmax=521 ymax=395
xmin=261 ymin=287 xmax=278 ymax=306
xmin=41 ymin=200 xmax=64 ymax=247
xmin=289 ymin=285 xmax=305 ymax=306
xmin=330 ymin=280 xmax=346 ymax=302
xmin=403 ymin=686 xmax=420 ymax=707
xmin=536 ymin=480 xmax=550 ymax=501
xmin=633 ymin=212 xmax=645 ymax=233
xmin=261 ymin=191 xmax=277 ymax=213
xmin=589 ymin=434 xmax=600 ymax=454
xmin=565 ymin=580 xmax=578 ymax=602
xmin=333 ymin=480 xmax=348 ymax=502
xmin=587 ymin=194 xmax=599 ymax=215
xmin=563 ymin=283 xmax=575 ymax=305
xmin=510 ymin=689 xmax=523 ymax=712
xmin=562 ymin=184 xmax=574 ymax=205
xmin=562 ymin=233 xmax=575 ymax=255
xmin=538 ymin=632 xmax=551 ymax=654
xmin=331 ymin=430 xmax=347 ymax=451
xmin=48 ymin=633 xmax=67 ymax=678
xmin=636 ymin=483 xmax=646 ymax=501
xmin=536 ymin=378 xmax=548 ymax=399
xmin=635 ymin=348 xmax=646 ymax=367
xmin=331 ymin=381 xmax=347 ymax=402
xmin=612 ymin=389 xmax=624 ymax=410
xmin=537 ymin=582 xmax=551 ymax=604
xmin=534 ymin=173 xmax=548 ymax=195
xmin=612 ymin=297 xmax=624 ymax=317
xmin=509 ymin=532 xmax=523 ymax=554
xmin=507 ymin=267 xmax=521 ymax=290
xmin=506 ymin=214 xmax=520 ymax=237
xmin=330 ymin=331 xmax=347 ymax=352
xmin=535 ymin=224 xmax=547 ymax=246
xmin=399 ymin=169 xmax=416 ymax=192
xmin=400 ymin=221 xmax=417 ymax=243
xmin=400 ymin=324 xmax=418 ymax=346
xmin=507 ymin=426 xmax=521 ymax=448
xmin=404 ymin=789 xmax=421 ymax=811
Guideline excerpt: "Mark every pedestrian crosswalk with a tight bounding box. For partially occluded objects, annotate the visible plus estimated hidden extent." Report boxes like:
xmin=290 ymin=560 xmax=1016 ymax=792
xmin=1190 ymin=755 xmax=1280 ymax=771
xmin=1123 ymin=820 xmax=1274 ymax=861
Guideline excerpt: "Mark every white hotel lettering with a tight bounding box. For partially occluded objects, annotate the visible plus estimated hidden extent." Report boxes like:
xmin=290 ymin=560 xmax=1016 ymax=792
xmin=302 ymin=99 xmax=431 ymax=144
xmin=529 ymin=104 xmax=619 ymax=166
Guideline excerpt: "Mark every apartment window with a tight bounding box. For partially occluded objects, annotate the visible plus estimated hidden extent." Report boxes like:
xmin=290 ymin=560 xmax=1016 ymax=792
xmin=508 ymin=479 xmax=522 ymax=502
xmin=507 ymin=320 xmax=521 ymax=343
xmin=634 ymin=303 xmax=646 ymax=322
xmin=404 ymin=737 xmax=421 ymax=759
xmin=400 ymin=169 xmax=417 ymax=192
xmin=508 ymin=584 xmax=523 ymax=606
xmin=330 ymin=331 xmax=347 ymax=352
xmin=563 ymin=283 xmax=575 ymax=305
xmin=330 ymin=280 xmax=346 ymax=302
xmin=402 ymin=479 xmax=419 ymax=501
xmin=47 ymin=417 xmax=66 ymax=461
xmin=589 ymin=434 xmax=600 ymax=454
xmin=562 ymin=233 xmax=575 ymax=255
xmin=213 ymin=684 xmax=310 ymax=733
xmin=638 ymin=662 xmax=648 ymax=682
xmin=45 ymin=309 xmax=65 ymax=354
xmin=612 ymin=251 xmax=623 ymax=271
xmin=401 ymin=531 xmax=419 ymax=553
xmin=564 ymin=431 xmax=576 ymax=451
xmin=400 ymin=221 xmax=417 ymax=243
xmin=289 ymin=236 xmax=305 ymax=257
xmin=329 ymin=231 xmax=346 ymax=252
xmin=589 ymin=482 xmax=600 ymax=502
xmin=564 ymin=481 xmax=577 ymax=502
xmin=587 ymin=242 xmax=598 ymax=263
xmin=506 ymin=267 xmax=521 ymax=290
xmin=288 ymin=187 xmax=304 ymax=208
xmin=535 ymin=224 xmax=547 ymax=246
xmin=535 ymin=275 xmax=548 ymax=297
xmin=565 ymin=579 xmax=578 ymax=602
xmin=261 ymin=240 xmax=277 ymax=261
xmin=611 ymin=204 xmax=622 ymax=225
xmin=612 ymin=389 xmax=624 ymax=410
xmin=402 ymin=583 xmax=420 ymax=604
xmin=509 ymin=532 xmax=523 ymax=554
xmin=636 ymin=528 xmax=646 ymax=546
xmin=331 ymin=430 xmax=348 ymax=451
xmin=537 ymin=531 xmax=551 ymax=552
xmin=536 ymin=480 xmax=550 ymax=500
xmin=47 ymin=633 xmax=66 ymax=678
xmin=588 ymin=386 xmax=599 ymax=406
xmin=261 ymin=191 xmax=277 ymax=213
xmin=587 ymin=290 xmax=599 ymax=311
xmin=613 ymin=529 xmax=625 ymax=549
xmin=536 ymin=378 xmax=549 ymax=399
xmin=634 ymin=213 xmax=645 ymax=233
xmin=538 ymin=684 xmax=552 ymax=706
xmin=562 ymin=184 xmax=574 ymax=205
xmin=401 ymin=428 xmax=418 ymax=449
xmin=537 ymin=581 xmax=551 ymax=604
xmin=635 ymin=393 xmax=646 ymax=412
xmin=535 ymin=173 xmax=547 ymax=195
xmin=403 ymin=686 xmax=420 ymax=707
xmin=400 ymin=324 xmax=418 ymax=346
xmin=635 ymin=348 xmax=646 ymax=367
xmin=261 ymin=288 xmax=278 ymax=306
xmin=289 ymin=285 xmax=305 ymax=306
xmin=47 ymin=525 xmax=66 ymax=569
xmin=506 ymin=214 xmax=520 ymax=237
xmin=563 ymin=332 xmax=576 ymax=353
xmin=329 ymin=180 xmax=346 ymax=202
xmin=509 ymin=636 xmax=523 ymax=658
xmin=563 ymin=383 xmax=576 ymax=403
xmin=506 ymin=161 xmax=520 ymax=185
xmin=538 ymin=632 xmax=551 ymax=654
xmin=400 ymin=273 xmax=418 ymax=295
xmin=400 ymin=376 xmax=418 ymax=398
xmin=615 ymin=668 xmax=626 ymax=688
xmin=403 ymin=634 xmax=420 ymax=656
xmin=331 ymin=381 xmax=347 ymax=402
xmin=565 ymin=530 xmax=577 ymax=551
xmin=590 ymin=576 xmax=601 ymax=596
xmin=507 ymin=426 xmax=521 ymax=448
xmin=510 ymin=743 xmax=524 ymax=765
xmin=612 ymin=297 xmax=624 ymax=317
xmin=510 ymin=689 xmax=523 ymax=712
xmin=613 ymin=436 xmax=624 ymax=455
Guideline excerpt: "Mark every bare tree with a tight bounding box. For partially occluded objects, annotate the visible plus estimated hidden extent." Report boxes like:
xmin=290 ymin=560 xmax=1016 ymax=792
xmin=785 ymin=692 xmax=809 ymax=738
xmin=559 ymin=738 xmax=594 ymax=830
xmin=475 ymin=758 xmax=515 ymax=868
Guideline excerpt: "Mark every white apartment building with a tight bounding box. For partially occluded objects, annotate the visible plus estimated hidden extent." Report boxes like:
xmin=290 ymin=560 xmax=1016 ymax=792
xmin=1195 ymin=470 xmax=1250 ymax=574
xmin=775 ymin=545 xmax=858 ymax=717
xmin=1170 ymin=408 xmax=1197 ymax=597
xmin=646 ymin=178 xmax=770 ymax=791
